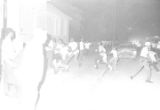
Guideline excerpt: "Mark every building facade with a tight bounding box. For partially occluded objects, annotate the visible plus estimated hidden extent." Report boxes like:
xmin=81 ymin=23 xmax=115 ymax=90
xmin=6 ymin=0 xmax=71 ymax=43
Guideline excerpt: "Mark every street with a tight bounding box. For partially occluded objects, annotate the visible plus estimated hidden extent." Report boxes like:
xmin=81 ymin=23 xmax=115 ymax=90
xmin=1 ymin=55 xmax=160 ymax=110
xmin=36 ymin=56 xmax=160 ymax=110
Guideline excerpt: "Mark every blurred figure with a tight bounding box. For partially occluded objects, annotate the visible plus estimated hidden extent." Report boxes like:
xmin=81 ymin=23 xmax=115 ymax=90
xmin=84 ymin=41 xmax=91 ymax=56
xmin=52 ymin=39 xmax=70 ymax=73
xmin=94 ymin=42 xmax=106 ymax=69
xmin=68 ymin=38 xmax=79 ymax=64
xmin=110 ymin=47 xmax=118 ymax=71
xmin=1 ymin=28 xmax=17 ymax=96
xmin=148 ymin=46 xmax=160 ymax=72
xmin=78 ymin=38 xmax=85 ymax=67
xmin=94 ymin=42 xmax=112 ymax=72
xmin=15 ymin=28 xmax=47 ymax=110
xmin=130 ymin=42 xmax=156 ymax=83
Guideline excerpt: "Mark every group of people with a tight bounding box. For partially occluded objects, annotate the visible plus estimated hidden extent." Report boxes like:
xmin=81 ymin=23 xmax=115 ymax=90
xmin=44 ymin=35 xmax=119 ymax=75
xmin=44 ymin=36 xmax=92 ymax=73
xmin=1 ymin=27 xmax=160 ymax=110
xmin=44 ymin=34 xmax=160 ymax=83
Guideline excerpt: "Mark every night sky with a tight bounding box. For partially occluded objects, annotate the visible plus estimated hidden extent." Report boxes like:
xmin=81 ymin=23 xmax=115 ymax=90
xmin=54 ymin=0 xmax=160 ymax=41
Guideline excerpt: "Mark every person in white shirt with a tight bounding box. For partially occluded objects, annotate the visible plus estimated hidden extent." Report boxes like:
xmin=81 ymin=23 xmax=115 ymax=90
xmin=77 ymin=38 xmax=85 ymax=67
xmin=1 ymin=28 xmax=18 ymax=96
xmin=69 ymin=41 xmax=77 ymax=51
xmin=15 ymin=28 xmax=47 ymax=110
xmin=84 ymin=42 xmax=92 ymax=56
xmin=68 ymin=39 xmax=79 ymax=55
xmin=140 ymin=46 xmax=149 ymax=58
xmin=94 ymin=43 xmax=112 ymax=71
xmin=110 ymin=47 xmax=118 ymax=71
xmin=84 ymin=42 xmax=91 ymax=50
xmin=68 ymin=39 xmax=80 ymax=65
xmin=79 ymin=40 xmax=84 ymax=51
xmin=130 ymin=42 xmax=154 ymax=83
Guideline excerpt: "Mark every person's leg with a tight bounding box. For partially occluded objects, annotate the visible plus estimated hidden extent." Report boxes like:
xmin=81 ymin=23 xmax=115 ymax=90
xmin=108 ymin=57 xmax=114 ymax=72
xmin=66 ymin=54 xmax=74 ymax=65
xmin=112 ymin=57 xmax=118 ymax=71
xmin=2 ymin=62 xmax=17 ymax=96
xmin=94 ymin=54 xmax=102 ymax=69
xmin=115 ymin=57 xmax=119 ymax=69
xmin=146 ymin=64 xmax=153 ymax=83
xmin=94 ymin=59 xmax=100 ymax=69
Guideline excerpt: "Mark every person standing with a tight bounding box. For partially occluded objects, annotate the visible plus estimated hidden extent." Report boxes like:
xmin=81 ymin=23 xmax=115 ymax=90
xmin=94 ymin=43 xmax=108 ymax=68
xmin=15 ymin=28 xmax=47 ymax=110
xmin=110 ymin=47 xmax=118 ymax=71
xmin=1 ymin=28 xmax=18 ymax=96
xmin=78 ymin=38 xmax=85 ymax=67
xmin=68 ymin=38 xmax=79 ymax=64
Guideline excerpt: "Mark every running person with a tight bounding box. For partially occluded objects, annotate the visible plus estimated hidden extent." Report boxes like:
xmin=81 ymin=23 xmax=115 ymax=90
xmin=130 ymin=42 xmax=154 ymax=83
xmin=94 ymin=42 xmax=112 ymax=71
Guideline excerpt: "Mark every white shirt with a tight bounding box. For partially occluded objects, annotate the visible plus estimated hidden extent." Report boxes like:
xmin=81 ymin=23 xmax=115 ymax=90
xmin=101 ymin=53 xmax=107 ymax=63
xmin=140 ymin=46 xmax=149 ymax=58
xmin=85 ymin=42 xmax=91 ymax=50
xmin=157 ymin=43 xmax=160 ymax=49
xmin=61 ymin=46 xmax=69 ymax=60
xmin=69 ymin=42 xmax=78 ymax=51
xmin=148 ymin=51 xmax=156 ymax=62
xmin=98 ymin=45 xmax=106 ymax=53
xmin=80 ymin=41 xmax=84 ymax=50
xmin=111 ymin=49 xmax=118 ymax=58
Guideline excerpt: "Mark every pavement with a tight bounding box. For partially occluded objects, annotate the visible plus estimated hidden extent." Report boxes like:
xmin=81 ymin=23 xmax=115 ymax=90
xmin=36 ymin=56 xmax=160 ymax=110
xmin=1 ymin=54 xmax=160 ymax=110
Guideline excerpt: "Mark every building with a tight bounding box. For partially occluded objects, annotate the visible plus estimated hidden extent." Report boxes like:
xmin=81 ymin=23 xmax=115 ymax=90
xmin=5 ymin=0 xmax=78 ymax=43
xmin=47 ymin=2 xmax=72 ymax=42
